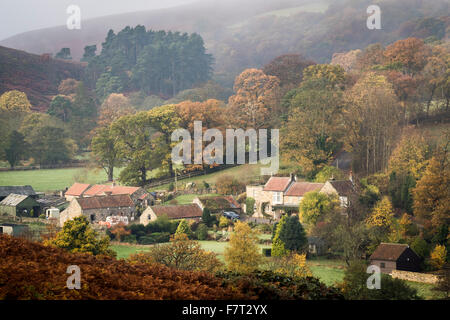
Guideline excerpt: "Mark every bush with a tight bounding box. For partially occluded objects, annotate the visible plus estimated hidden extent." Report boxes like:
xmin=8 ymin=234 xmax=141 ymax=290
xmin=139 ymin=232 xmax=171 ymax=245
xmin=196 ymin=224 xmax=209 ymax=240
xmin=246 ymin=197 xmax=255 ymax=215
xmin=215 ymin=175 xmax=246 ymax=195
xmin=168 ymin=183 xmax=175 ymax=192
xmin=39 ymin=214 xmax=46 ymax=219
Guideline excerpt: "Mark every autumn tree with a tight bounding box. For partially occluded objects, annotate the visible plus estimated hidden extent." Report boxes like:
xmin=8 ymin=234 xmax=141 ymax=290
xmin=97 ymin=93 xmax=135 ymax=128
xmin=344 ymin=72 xmax=402 ymax=175
xmin=0 ymin=90 xmax=31 ymax=113
xmin=228 ymin=68 xmax=281 ymax=129
xmin=129 ymin=233 xmax=222 ymax=273
xmin=263 ymin=54 xmax=315 ymax=90
xmin=299 ymin=191 xmax=339 ymax=230
xmin=384 ymin=38 xmax=430 ymax=75
xmin=224 ymin=221 xmax=262 ymax=274
xmin=45 ymin=216 xmax=115 ymax=256
xmin=430 ymin=245 xmax=448 ymax=270
xmin=413 ymin=141 xmax=450 ymax=230
xmin=281 ymin=66 xmax=345 ymax=177
xmin=110 ymin=223 xmax=131 ymax=242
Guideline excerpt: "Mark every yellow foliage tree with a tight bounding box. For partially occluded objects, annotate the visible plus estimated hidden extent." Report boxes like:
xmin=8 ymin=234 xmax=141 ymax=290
xmin=389 ymin=130 xmax=430 ymax=180
xmin=366 ymin=197 xmax=395 ymax=230
xmin=224 ymin=221 xmax=262 ymax=274
xmin=273 ymin=253 xmax=312 ymax=279
xmin=430 ymin=245 xmax=447 ymax=270
xmin=0 ymin=90 xmax=31 ymax=112
xmin=413 ymin=143 xmax=450 ymax=229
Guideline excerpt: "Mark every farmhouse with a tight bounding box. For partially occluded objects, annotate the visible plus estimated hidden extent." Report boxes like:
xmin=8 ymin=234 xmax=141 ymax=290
xmin=60 ymin=194 xmax=137 ymax=227
xmin=140 ymin=204 xmax=203 ymax=226
xmin=64 ymin=183 xmax=91 ymax=201
xmin=247 ymin=174 xmax=354 ymax=219
xmin=193 ymin=195 xmax=241 ymax=214
xmin=0 ymin=185 xmax=37 ymax=202
xmin=65 ymin=182 xmax=154 ymax=205
xmin=369 ymin=243 xmax=421 ymax=274
xmin=0 ymin=194 xmax=41 ymax=217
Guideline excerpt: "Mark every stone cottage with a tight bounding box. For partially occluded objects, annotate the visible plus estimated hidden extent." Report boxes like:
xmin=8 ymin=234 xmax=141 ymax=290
xmin=246 ymin=174 xmax=354 ymax=220
xmin=60 ymin=194 xmax=136 ymax=227
xmin=140 ymin=203 xmax=203 ymax=226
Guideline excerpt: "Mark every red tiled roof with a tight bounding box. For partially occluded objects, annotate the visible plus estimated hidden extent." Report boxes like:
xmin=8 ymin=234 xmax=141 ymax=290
xmin=263 ymin=177 xmax=292 ymax=192
xmin=151 ymin=204 xmax=202 ymax=220
xmin=285 ymin=182 xmax=324 ymax=196
xmin=65 ymin=183 xmax=91 ymax=196
xmin=83 ymin=184 xmax=141 ymax=197
xmin=76 ymin=194 xmax=134 ymax=210
xmin=369 ymin=243 xmax=410 ymax=261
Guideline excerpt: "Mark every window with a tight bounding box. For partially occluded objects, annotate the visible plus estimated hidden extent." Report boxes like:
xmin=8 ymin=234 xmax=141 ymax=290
xmin=380 ymin=262 xmax=385 ymax=268
xmin=272 ymin=192 xmax=282 ymax=205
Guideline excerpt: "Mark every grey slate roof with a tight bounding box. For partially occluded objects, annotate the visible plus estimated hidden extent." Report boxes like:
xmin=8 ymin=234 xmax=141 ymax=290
xmin=0 ymin=194 xmax=29 ymax=206
xmin=0 ymin=185 xmax=36 ymax=198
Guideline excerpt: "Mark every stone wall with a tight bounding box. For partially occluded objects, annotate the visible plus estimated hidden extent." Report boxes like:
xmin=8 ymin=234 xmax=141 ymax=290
xmin=390 ymin=270 xmax=439 ymax=284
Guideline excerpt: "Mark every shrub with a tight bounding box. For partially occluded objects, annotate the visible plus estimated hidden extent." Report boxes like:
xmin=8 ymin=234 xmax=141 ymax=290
xmin=215 ymin=175 xmax=245 ymax=195
xmin=39 ymin=214 xmax=46 ymax=219
xmin=246 ymin=197 xmax=255 ymax=215
xmin=139 ymin=232 xmax=171 ymax=245
xmin=130 ymin=234 xmax=223 ymax=273
xmin=196 ymin=224 xmax=209 ymax=240
xmin=168 ymin=183 xmax=175 ymax=192
xmin=45 ymin=216 xmax=115 ymax=257
xmin=219 ymin=216 xmax=230 ymax=229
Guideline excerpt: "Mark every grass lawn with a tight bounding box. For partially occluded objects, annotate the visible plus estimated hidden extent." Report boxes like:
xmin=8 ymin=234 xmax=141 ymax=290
xmin=110 ymin=244 xmax=153 ymax=260
xmin=149 ymin=164 xmax=262 ymax=191
xmin=0 ymin=167 xmax=120 ymax=192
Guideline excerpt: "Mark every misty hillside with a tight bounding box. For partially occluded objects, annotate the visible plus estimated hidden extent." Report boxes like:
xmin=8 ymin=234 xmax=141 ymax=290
xmin=0 ymin=46 xmax=85 ymax=111
xmin=1 ymin=0 xmax=449 ymax=86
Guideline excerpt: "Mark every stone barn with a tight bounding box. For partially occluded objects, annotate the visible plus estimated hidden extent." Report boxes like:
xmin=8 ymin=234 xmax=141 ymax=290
xmin=140 ymin=204 xmax=203 ymax=226
xmin=60 ymin=194 xmax=137 ymax=227
xmin=0 ymin=185 xmax=37 ymax=202
xmin=369 ymin=243 xmax=421 ymax=274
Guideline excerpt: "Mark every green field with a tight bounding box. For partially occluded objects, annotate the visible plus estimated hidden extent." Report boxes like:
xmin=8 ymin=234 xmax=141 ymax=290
xmin=151 ymin=164 xmax=263 ymax=191
xmin=0 ymin=167 xmax=117 ymax=192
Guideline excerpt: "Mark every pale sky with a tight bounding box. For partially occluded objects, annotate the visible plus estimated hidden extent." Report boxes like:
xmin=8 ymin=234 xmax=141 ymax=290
xmin=0 ymin=0 xmax=195 ymax=40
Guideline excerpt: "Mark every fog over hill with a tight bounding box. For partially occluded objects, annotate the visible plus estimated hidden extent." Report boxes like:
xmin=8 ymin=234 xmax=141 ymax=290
xmin=1 ymin=0 xmax=448 ymax=86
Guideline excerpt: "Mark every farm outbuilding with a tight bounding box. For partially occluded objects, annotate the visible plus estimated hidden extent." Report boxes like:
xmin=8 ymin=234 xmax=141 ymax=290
xmin=0 ymin=185 xmax=37 ymax=202
xmin=0 ymin=194 xmax=41 ymax=217
xmin=369 ymin=243 xmax=421 ymax=273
